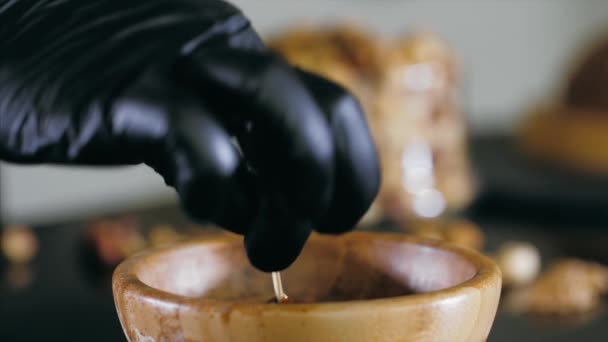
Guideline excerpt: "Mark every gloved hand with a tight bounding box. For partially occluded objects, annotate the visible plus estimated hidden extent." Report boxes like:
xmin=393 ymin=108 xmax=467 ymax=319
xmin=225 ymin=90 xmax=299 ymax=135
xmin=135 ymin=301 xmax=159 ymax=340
xmin=0 ymin=0 xmax=380 ymax=272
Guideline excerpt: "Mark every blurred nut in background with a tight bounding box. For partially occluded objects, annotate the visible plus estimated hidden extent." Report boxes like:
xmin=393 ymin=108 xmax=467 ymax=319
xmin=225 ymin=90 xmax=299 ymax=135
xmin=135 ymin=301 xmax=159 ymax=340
xmin=1 ymin=225 xmax=38 ymax=265
xmin=4 ymin=265 xmax=35 ymax=290
xmin=84 ymin=216 xmax=145 ymax=267
xmin=505 ymin=259 xmax=608 ymax=315
xmin=495 ymin=241 xmax=541 ymax=287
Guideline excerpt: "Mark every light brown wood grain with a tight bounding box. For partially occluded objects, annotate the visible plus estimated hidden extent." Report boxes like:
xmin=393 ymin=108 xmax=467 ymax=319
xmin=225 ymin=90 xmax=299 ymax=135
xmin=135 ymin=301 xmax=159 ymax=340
xmin=113 ymin=232 xmax=501 ymax=342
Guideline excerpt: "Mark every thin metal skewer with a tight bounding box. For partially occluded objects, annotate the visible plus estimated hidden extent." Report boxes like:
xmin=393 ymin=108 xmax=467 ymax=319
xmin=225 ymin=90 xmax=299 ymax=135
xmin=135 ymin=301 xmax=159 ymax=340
xmin=271 ymin=272 xmax=288 ymax=303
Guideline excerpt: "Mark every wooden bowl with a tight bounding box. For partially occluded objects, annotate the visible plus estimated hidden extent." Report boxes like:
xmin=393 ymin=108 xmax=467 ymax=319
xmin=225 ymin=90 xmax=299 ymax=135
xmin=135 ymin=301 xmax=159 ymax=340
xmin=113 ymin=232 xmax=501 ymax=342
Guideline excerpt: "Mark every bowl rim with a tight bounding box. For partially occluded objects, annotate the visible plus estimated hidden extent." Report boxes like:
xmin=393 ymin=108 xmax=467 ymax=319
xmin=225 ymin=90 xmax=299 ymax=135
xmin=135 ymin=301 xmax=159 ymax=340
xmin=113 ymin=231 xmax=501 ymax=314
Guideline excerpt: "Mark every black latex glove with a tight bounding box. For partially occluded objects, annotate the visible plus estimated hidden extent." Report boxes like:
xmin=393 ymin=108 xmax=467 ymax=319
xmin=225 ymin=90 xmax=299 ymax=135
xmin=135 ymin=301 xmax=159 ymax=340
xmin=0 ymin=0 xmax=380 ymax=272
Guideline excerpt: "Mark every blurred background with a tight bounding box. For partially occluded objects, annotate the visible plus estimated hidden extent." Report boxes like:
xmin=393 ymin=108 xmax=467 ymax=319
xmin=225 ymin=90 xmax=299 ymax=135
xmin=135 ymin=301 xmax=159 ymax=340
xmin=4 ymin=1 xmax=608 ymax=341
xmin=4 ymin=0 xmax=608 ymax=224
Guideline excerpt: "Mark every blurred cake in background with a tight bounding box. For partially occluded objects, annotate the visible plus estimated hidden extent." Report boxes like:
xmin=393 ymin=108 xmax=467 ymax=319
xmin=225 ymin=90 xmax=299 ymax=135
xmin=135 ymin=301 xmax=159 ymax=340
xmin=520 ymin=34 xmax=608 ymax=175
xmin=269 ymin=25 xmax=476 ymax=226
xmin=375 ymin=32 xmax=474 ymax=224
xmin=566 ymin=37 xmax=608 ymax=111
xmin=268 ymin=24 xmax=382 ymax=116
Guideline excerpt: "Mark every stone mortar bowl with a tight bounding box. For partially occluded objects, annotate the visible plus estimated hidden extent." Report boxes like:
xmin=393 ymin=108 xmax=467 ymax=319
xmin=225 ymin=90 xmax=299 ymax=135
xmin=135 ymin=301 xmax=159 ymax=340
xmin=113 ymin=232 xmax=501 ymax=342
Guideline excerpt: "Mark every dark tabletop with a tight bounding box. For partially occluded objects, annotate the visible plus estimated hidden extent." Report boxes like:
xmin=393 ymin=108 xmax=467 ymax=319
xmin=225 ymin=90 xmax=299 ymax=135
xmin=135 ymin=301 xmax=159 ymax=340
xmin=3 ymin=136 xmax=608 ymax=342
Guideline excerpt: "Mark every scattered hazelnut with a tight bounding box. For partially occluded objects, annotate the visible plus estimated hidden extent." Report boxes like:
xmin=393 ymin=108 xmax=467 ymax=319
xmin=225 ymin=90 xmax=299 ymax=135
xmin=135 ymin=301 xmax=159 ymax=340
xmin=495 ymin=241 xmax=541 ymax=287
xmin=5 ymin=265 xmax=34 ymax=290
xmin=1 ymin=225 xmax=38 ymax=265
xmin=505 ymin=259 xmax=608 ymax=315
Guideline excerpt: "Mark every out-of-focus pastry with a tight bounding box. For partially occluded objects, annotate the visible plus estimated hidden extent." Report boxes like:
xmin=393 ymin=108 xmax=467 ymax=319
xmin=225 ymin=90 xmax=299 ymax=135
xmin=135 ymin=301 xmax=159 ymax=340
xmin=185 ymin=224 xmax=225 ymax=237
xmin=442 ymin=220 xmax=485 ymax=251
xmin=495 ymin=241 xmax=541 ymax=287
xmin=376 ymin=32 xmax=474 ymax=223
xmin=268 ymin=23 xmax=382 ymax=133
xmin=505 ymin=259 xmax=608 ymax=315
xmin=519 ymin=34 xmax=608 ymax=175
xmin=520 ymin=105 xmax=608 ymax=175
xmin=409 ymin=219 xmax=445 ymax=241
xmin=565 ymin=38 xmax=608 ymax=111
xmin=409 ymin=219 xmax=484 ymax=251
xmin=270 ymin=25 xmax=476 ymax=225
xmin=268 ymin=23 xmax=382 ymax=87
xmin=1 ymin=225 xmax=38 ymax=265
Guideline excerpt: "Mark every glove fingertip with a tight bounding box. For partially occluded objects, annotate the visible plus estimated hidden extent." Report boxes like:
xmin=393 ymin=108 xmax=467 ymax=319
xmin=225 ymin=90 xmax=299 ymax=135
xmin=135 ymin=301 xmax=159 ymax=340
xmin=244 ymin=201 xmax=312 ymax=272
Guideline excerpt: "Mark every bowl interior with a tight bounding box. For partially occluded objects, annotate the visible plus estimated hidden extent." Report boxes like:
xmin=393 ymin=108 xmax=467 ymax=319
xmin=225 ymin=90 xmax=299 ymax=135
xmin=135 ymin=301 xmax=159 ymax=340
xmin=135 ymin=234 xmax=477 ymax=303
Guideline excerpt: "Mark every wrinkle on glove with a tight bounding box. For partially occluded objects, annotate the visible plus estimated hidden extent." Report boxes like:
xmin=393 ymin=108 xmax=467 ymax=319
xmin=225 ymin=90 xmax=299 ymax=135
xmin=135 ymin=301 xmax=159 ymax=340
xmin=0 ymin=0 xmax=380 ymax=271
